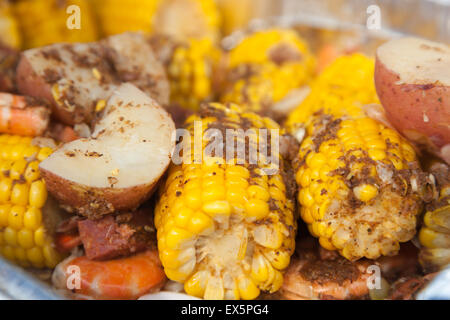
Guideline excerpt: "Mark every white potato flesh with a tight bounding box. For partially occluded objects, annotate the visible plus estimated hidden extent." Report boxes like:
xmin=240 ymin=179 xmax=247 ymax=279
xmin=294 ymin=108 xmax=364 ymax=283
xmin=40 ymin=83 xmax=175 ymax=189
xmin=377 ymin=37 xmax=450 ymax=86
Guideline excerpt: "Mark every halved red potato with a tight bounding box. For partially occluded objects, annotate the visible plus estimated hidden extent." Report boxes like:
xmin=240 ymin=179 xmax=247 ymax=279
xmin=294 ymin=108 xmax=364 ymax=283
xmin=16 ymin=32 xmax=169 ymax=125
xmin=100 ymin=32 xmax=169 ymax=107
xmin=374 ymin=37 xmax=450 ymax=163
xmin=40 ymin=83 xmax=175 ymax=219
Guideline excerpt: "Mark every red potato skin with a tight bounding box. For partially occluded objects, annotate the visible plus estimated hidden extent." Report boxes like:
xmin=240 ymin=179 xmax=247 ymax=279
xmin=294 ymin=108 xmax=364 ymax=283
xmin=374 ymin=57 xmax=450 ymax=155
xmin=0 ymin=46 xmax=19 ymax=92
xmin=40 ymin=168 xmax=163 ymax=219
xmin=15 ymin=57 xmax=88 ymax=125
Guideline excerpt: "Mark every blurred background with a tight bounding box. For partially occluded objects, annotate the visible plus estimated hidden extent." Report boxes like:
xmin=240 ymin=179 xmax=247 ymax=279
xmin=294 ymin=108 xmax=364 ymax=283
xmin=0 ymin=0 xmax=448 ymax=51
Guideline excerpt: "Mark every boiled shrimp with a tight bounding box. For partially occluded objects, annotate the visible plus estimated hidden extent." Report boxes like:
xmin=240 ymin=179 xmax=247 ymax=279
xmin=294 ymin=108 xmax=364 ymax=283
xmin=376 ymin=242 xmax=420 ymax=282
xmin=52 ymin=249 xmax=166 ymax=300
xmin=280 ymin=238 xmax=372 ymax=300
xmin=389 ymin=273 xmax=437 ymax=300
xmin=0 ymin=92 xmax=49 ymax=136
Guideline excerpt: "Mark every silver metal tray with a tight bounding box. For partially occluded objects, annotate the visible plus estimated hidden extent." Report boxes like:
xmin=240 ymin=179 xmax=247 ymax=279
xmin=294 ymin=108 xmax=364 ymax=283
xmin=0 ymin=258 xmax=62 ymax=300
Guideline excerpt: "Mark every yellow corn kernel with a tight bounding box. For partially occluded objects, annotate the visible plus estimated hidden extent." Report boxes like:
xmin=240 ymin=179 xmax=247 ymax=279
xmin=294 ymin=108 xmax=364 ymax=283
xmin=226 ymin=188 xmax=247 ymax=205
xmin=95 ymin=99 xmax=106 ymax=112
xmin=17 ymin=228 xmax=35 ymax=249
xmin=251 ymin=253 xmax=269 ymax=284
xmin=298 ymin=188 xmax=314 ymax=207
xmin=300 ymin=207 xmax=314 ymax=224
xmin=245 ymin=199 xmax=269 ymax=219
xmin=237 ymin=275 xmax=260 ymax=300
xmin=43 ymin=244 xmax=60 ymax=268
xmin=340 ymin=246 xmax=354 ymax=261
xmin=185 ymin=271 xmax=208 ymax=298
xmin=247 ymin=185 xmax=270 ymax=201
xmin=11 ymin=183 xmax=29 ymax=206
xmin=14 ymin=247 xmax=27 ymax=262
xmin=319 ymin=236 xmax=337 ymax=251
xmin=368 ymin=149 xmax=386 ymax=161
xmin=10 ymin=144 xmax=26 ymax=161
xmin=298 ymin=168 xmax=310 ymax=187
xmin=184 ymin=188 xmax=202 ymax=210
xmin=23 ymin=207 xmax=42 ymax=230
xmin=23 ymin=145 xmax=39 ymax=158
xmin=202 ymin=201 xmax=231 ymax=217
xmin=2 ymin=245 xmax=15 ymax=261
xmin=26 ymin=247 xmax=44 ymax=267
xmin=37 ymin=147 xmax=53 ymax=161
xmin=160 ymin=249 xmax=182 ymax=269
xmin=1 ymin=145 xmax=13 ymax=159
xmin=226 ymin=165 xmax=251 ymax=179
xmin=187 ymin=211 xmax=214 ymax=234
xmin=166 ymin=267 xmax=192 ymax=282
xmin=4 ymin=227 xmax=17 ymax=246
xmin=10 ymin=159 xmax=27 ymax=180
xmin=165 ymin=228 xmax=194 ymax=250
xmin=0 ymin=178 xmax=12 ymax=202
xmin=226 ymin=176 xmax=249 ymax=189
xmin=253 ymin=224 xmax=283 ymax=250
xmin=306 ymin=153 xmax=327 ymax=169
xmin=419 ymin=227 xmax=440 ymax=248
xmin=8 ymin=205 xmax=25 ymax=230
xmin=29 ymin=180 xmax=47 ymax=208
xmin=34 ymin=226 xmax=46 ymax=247
xmin=173 ymin=207 xmax=193 ymax=228
xmin=389 ymin=156 xmax=404 ymax=170
xmin=0 ymin=204 xmax=11 ymax=227
xmin=24 ymin=161 xmax=40 ymax=182
xmin=0 ymin=160 xmax=13 ymax=178
xmin=269 ymin=269 xmax=284 ymax=293
xmin=264 ymin=249 xmax=290 ymax=270
xmin=353 ymin=184 xmax=378 ymax=202
xmin=202 ymin=185 xmax=226 ymax=202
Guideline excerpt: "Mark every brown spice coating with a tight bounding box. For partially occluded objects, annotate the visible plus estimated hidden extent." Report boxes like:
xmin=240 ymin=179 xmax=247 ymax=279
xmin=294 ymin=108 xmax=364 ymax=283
xmin=268 ymin=43 xmax=303 ymax=66
xmin=0 ymin=48 xmax=19 ymax=92
xmin=300 ymin=259 xmax=359 ymax=285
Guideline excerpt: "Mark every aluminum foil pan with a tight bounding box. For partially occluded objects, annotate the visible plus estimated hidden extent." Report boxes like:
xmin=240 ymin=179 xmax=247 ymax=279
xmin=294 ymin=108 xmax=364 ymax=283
xmin=417 ymin=267 xmax=450 ymax=300
xmin=223 ymin=0 xmax=449 ymax=53
xmin=0 ymin=258 xmax=62 ymax=300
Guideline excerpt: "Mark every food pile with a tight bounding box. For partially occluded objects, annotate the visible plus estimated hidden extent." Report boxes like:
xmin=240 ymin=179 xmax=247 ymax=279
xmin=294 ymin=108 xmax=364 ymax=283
xmin=0 ymin=0 xmax=449 ymax=300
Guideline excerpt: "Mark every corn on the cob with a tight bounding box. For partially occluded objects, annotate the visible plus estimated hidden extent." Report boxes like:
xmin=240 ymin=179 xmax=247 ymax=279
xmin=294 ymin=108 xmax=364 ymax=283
xmin=419 ymin=162 xmax=450 ymax=272
xmin=95 ymin=0 xmax=221 ymax=42
xmin=155 ymin=103 xmax=296 ymax=300
xmin=0 ymin=1 xmax=21 ymax=49
xmin=13 ymin=0 xmax=98 ymax=49
xmin=221 ymin=29 xmax=315 ymax=116
xmin=286 ymin=53 xmax=380 ymax=130
xmin=287 ymin=54 xmax=423 ymax=261
xmin=93 ymin=0 xmax=161 ymax=36
xmin=0 ymin=134 xmax=63 ymax=268
xmin=167 ymin=38 xmax=221 ymax=110
xmin=217 ymin=0 xmax=253 ymax=35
